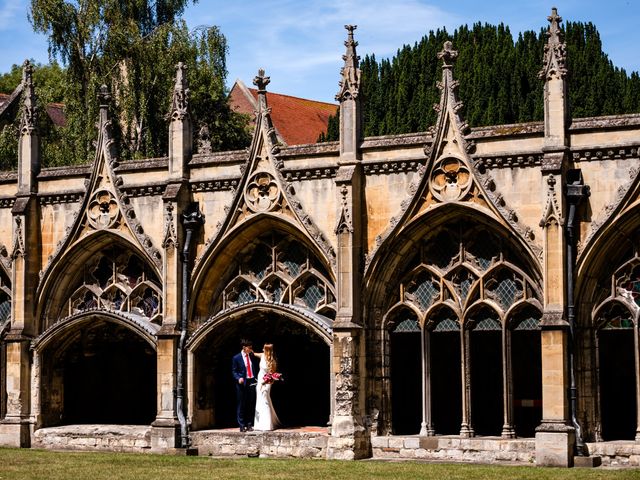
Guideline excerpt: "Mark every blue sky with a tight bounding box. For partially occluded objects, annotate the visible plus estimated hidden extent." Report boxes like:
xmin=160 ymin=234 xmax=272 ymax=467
xmin=0 ymin=1 xmax=639 ymax=103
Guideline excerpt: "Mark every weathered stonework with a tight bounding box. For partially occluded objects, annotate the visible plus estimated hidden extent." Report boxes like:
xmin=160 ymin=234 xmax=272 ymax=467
xmin=0 ymin=9 xmax=639 ymax=466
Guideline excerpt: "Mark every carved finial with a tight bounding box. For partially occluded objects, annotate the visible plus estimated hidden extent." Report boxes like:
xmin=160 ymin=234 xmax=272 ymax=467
xmin=336 ymin=25 xmax=361 ymax=102
xmin=437 ymin=41 xmax=458 ymax=69
xmin=20 ymin=60 xmax=38 ymax=134
xmin=171 ymin=62 xmax=190 ymax=120
xmin=98 ymin=84 xmax=111 ymax=109
xmin=539 ymin=7 xmax=567 ymax=80
xmin=547 ymin=7 xmax=563 ymax=45
xmin=253 ymin=68 xmax=270 ymax=93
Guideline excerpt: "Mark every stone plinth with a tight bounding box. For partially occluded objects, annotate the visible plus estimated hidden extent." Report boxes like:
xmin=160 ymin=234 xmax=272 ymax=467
xmin=535 ymin=424 xmax=575 ymax=467
xmin=190 ymin=428 xmax=328 ymax=458
xmin=371 ymin=434 xmax=535 ymax=463
xmin=32 ymin=425 xmax=152 ymax=452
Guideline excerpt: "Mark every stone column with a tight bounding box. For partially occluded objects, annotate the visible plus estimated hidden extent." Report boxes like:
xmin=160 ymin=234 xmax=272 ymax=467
xmin=460 ymin=328 xmax=473 ymax=437
xmin=535 ymin=8 xmax=575 ymax=467
xmin=327 ymin=25 xmax=370 ymax=459
xmin=502 ymin=327 xmax=515 ymax=438
xmin=151 ymin=62 xmax=192 ymax=451
xmin=0 ymin=62 xmax=41 ymax=447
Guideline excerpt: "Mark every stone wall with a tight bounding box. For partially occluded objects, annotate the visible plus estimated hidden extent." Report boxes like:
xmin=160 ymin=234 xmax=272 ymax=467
xmin=191 ymin=430 xmax=328 ymax=458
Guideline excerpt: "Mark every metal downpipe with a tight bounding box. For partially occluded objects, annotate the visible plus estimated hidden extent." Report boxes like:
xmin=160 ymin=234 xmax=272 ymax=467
xmin=177 ymin=205 xmax=203 ymax=449
xmin=565 ymin=170 xmax=589 ymax=457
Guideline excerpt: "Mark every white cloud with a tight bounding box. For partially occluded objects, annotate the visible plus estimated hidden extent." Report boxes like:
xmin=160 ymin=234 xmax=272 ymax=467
xmin=185 ymin=0 xmax=463 ymax=100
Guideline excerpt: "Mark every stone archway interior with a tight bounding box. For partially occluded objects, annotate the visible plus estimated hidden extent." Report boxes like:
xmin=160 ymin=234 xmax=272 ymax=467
xmin=193 ymin=312 xmax=330 ymax=430
xmin=591 ymin=251 xmax=640 ymax=441
xmin=41 ymin=319 xmax=156 ymax=426
xmin=382 ymin=221 xmax=542 ymax=437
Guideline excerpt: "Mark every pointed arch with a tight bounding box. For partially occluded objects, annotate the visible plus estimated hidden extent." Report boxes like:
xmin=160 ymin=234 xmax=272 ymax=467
xmin=32 ymin=309 xmax=159 ymax=353
xmin=365 ymin=203 xmax=542 ymax=328
xmin=187 ymin=301 xmax=332 ymax=351
xmin=36 ymin=230 xmax=162 ymax=334
xmin=190 ymin=214 xmax=335 ymax=321
xmin=576 ymin=205 xmax=640 ymax=316
xmin=33 ymin=310 xmax=157 ymax=427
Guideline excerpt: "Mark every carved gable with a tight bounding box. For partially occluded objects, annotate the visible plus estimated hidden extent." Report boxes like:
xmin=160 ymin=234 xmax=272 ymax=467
xmin=39 ymin=86 xmax=162 ymax=289
xmin=367 ymin=42 xmax=540 ymax=269
xmin=196 ymin=70 xmax=335 ymax=269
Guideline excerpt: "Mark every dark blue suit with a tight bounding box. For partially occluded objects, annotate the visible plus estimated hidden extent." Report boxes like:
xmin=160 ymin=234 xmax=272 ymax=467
xmin=232 ymin=351 xmax=260 ymax=429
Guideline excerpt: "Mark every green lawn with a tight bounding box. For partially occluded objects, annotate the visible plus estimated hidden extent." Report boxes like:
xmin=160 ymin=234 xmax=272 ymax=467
xmin=0 ymin=448 xmax=639 ymax=480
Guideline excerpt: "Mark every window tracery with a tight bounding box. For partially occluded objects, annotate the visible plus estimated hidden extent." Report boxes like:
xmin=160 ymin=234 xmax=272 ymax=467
xmin=390 ymin=226 xmax=539 ymax=326
xmin=594 ymin=253 xmax=640 ymax=326
xmin=66 ymin=247 xmax=161 ymax=322
xmin=218 ymin=232 xmax=336 ymax=317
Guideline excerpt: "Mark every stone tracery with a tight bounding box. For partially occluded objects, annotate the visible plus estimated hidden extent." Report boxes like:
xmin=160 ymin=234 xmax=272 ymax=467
xmin=65 ymin=246 xmax=161 ymax=323
xmin=215 ymin=232 xmax=336 ymax=318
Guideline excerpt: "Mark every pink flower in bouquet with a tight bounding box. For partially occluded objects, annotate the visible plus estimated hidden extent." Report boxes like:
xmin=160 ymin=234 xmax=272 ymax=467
xmin=263 ymin=372 xmax=283 ymax=384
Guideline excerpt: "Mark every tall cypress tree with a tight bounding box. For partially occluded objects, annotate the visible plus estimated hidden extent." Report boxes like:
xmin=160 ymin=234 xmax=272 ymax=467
xmin=320 ymin=20 xmax=640 ymax=141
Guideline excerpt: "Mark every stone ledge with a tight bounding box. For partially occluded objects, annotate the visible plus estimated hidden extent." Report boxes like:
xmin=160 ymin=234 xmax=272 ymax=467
xmin=372 ymin=435 xmax=535 ymax=464
xmin=191 ymin=429 xmax=328 ymax=459
xmin=32 ymin=425 xmax=152 ymax=452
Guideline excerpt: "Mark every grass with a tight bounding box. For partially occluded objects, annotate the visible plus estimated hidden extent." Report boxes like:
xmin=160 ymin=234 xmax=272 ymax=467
xmin=0 ymin=448 xmax=639 ymax=480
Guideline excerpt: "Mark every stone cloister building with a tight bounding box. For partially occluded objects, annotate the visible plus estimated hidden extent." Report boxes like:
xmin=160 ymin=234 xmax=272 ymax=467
xmin=0 ymin=8 xmax=639 ymax=466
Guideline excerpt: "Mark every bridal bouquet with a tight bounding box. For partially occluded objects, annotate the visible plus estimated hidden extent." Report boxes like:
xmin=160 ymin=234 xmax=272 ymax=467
xmin=263 ymin=372 xmax=283 ymax=384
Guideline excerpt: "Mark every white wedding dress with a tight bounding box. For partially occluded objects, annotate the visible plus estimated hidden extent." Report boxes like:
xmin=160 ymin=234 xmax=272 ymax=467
xmin=253 ymin=356 xmax=280 ymax=430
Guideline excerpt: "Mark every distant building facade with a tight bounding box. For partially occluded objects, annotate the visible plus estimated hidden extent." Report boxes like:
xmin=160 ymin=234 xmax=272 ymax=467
xmin=0 ymin=9 xmax=639 ymax=467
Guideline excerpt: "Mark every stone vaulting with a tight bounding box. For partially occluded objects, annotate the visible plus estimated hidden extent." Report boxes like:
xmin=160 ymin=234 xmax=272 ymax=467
xmin=1 ymin=8 xmax=640 ymax=466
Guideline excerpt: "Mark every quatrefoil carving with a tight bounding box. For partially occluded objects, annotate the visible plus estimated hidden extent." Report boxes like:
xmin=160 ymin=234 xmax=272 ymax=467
xmin=245 ymin=172 xmax=280 ymax=213
xmin=88 ymin=190 xmax=119 ymax=229
xmin=430 ymin=157 xmax=471 ymax=201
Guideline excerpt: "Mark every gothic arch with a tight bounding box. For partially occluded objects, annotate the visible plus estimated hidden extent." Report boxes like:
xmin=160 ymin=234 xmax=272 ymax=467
xmin=190 ymin=215 xmax=336 ymax=322
xmin=32 ymin=310 xmax=159 ymax=354
xmin=577 ymin=210 xmax=640 ymax=306
xmin=583 ymin=233 xmax=640 ymax=441
xmin=187 ymin=301 xmax=333 ymax=350
xmin=186 ymin=301 xmax=332 ymax=430
xmin=367 ymin=205 xmax=542 ymax=438
xmin=365 ymin=204 xmax=542 ymax=329
xmin=36 ymin=231 xmax=162 ymax=334
xmin=32 ymin=310 xmax=158 ymax=428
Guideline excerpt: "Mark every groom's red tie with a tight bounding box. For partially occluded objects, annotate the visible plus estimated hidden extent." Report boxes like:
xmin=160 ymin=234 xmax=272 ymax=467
xmin=245 ymin=353 xmax=253 ymax=378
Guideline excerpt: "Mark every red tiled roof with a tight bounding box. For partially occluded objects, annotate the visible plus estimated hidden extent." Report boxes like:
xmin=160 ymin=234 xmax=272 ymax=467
xmin=0 ymin=91 xmax=66 ymax=127
xmin=229 ymin=81 xmax=337 ymax=146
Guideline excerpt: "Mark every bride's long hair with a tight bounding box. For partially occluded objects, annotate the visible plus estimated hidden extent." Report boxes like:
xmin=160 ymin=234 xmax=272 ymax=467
xmin=263 ymin=344 xmax=277 ymax=373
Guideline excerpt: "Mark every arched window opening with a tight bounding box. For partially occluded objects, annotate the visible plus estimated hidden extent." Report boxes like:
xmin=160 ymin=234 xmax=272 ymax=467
xmin=39 ymin=320 xmax=156 ymax=427
xmin=388 ymin=309 xmax=421 ymax=435
xmin=510 ymin=310 xmax=542 ymax=438
xmin=591 ymin=247 xmax=640 ymax=441
xmin=191 ymin=313 xmax=330 ymax=430
xmin=469 ymin=308 xmax=503 ymax=436
xmin=596 ymin=302 xmax=636 ymax=440
xmin=382 ymin=223 xmax=541 ymax=437
xmin=429 ymin=311 xmax=461 ymax=435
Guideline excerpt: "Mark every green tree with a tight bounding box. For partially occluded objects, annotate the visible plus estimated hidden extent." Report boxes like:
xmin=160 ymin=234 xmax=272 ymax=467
xmin=320 ymin=21 xmax=640 ymax=141
xmin=0 ymin=61 xmax=68 ymax=169
xmin=29 ymin=0 xmax=249 ymax=165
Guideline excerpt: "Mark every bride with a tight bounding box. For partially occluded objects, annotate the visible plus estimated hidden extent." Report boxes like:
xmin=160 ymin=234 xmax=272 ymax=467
xmin=253 ymin=343 xmax=281 ymax=431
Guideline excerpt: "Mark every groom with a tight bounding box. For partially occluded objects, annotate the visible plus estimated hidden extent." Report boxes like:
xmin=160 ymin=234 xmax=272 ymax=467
xmin=232 ymin=338 xmax=260 ymax=432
